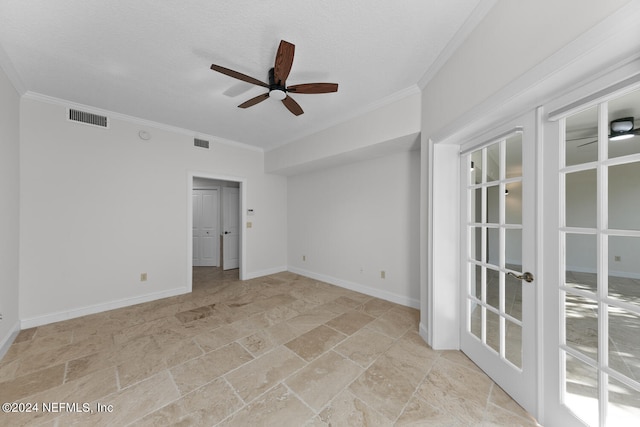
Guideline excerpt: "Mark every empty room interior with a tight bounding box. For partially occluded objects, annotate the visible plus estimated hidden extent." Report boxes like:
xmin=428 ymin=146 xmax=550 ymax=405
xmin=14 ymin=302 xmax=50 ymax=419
xmin=1 ymin=1 xmax=640 ymax=426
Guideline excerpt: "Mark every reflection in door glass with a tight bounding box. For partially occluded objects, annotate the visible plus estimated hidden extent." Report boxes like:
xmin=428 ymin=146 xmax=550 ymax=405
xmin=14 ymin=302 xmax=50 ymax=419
xmin=565 ymin=233 xmax=597 ymax=293
xmin=565 ymin=292 xmax=598 ymax=362
xmin=505 ymin=320 xmax=522 ymax=368
xmin=487 ymin=143 xmax=501 ymax=181
xmin=486 ymin=309 xmax=500 ymax=354
xmin=608 ymin=236 xmax=640 ymax=308
xmin=505 ymin=182 xmax=522 ymax=225
xmin=608 ymin=306 xmax=640 ymax=380
xmin=608 ymin=89 xmax=640 ymax=160
xmin=506 ymin=133 xmax=522 ymax=179
xmin=609 ymin=161 xmax=640 ymax=231
xmin=565 ymin=352 xmax=599 ymax=427
xmin=471 ymin=149 xmax=483 ymax=184
xmin=608 ymin=376 xmax=640 ymax=425
xmin=565 ymin=169 xmax=597 ymax=228
xmin=565 ymin=106 xmax=598 ymax=167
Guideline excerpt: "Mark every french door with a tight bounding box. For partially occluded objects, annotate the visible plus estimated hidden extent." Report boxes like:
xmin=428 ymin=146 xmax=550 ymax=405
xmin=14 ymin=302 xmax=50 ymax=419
xmin=460 ymin=111 xmax=538 ymax=415
xmin=544 ymin=85 xmax=640 ymax=426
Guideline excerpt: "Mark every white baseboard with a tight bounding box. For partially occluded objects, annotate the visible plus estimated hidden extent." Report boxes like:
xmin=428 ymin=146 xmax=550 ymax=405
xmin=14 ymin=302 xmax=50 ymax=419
xmin=243 ymin=266 xmax=288 ymax=280
xmin=419 ymin=322 xmax=430 ymax=346
xmin=0 ymin=320 xmax=20 ymax=360
xmin=287 ymin=266 xmax=420 ymax=309
xmin=20 ymin=287 xmax=190 ymax=329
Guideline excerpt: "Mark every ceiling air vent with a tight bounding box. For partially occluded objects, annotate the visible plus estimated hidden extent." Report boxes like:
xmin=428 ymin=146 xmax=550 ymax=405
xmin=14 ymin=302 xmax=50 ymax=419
xmin=194 ymin=138 xmax=210 ymax=149
xmin=68 ymin=109 xmax=108 ymax=128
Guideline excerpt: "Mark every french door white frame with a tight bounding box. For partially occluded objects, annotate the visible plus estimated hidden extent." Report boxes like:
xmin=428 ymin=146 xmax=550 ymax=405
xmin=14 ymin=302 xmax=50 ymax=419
xmin=543 ymin=73 xmax=640 ymax=427
xmin=459 ymin=111 xmax=540 ymax=417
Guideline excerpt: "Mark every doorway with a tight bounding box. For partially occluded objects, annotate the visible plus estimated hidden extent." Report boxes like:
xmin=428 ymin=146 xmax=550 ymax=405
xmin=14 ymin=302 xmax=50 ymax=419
xmin=188 ymin=173 xmax=245 ymax=290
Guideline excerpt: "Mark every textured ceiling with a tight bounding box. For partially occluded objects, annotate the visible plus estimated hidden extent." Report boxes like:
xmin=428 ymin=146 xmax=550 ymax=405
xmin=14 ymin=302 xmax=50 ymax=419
xmin=0 ymin=0 xmax=483 ymax=150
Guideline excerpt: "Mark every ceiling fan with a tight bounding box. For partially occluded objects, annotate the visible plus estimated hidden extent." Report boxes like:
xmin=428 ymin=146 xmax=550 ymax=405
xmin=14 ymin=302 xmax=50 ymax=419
xmin=570 ymin=117 xmax=640 ymax=147
xmin=210 ymin=40 xmax=338 ymax=116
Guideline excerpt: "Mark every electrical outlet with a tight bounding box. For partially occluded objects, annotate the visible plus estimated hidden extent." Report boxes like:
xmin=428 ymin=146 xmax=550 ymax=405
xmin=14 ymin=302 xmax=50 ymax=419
xmin=614 ymin=255 xmax=621 ymax=262
xmin=247 ymin=221 xmax=253 ymax=228
xmin=140 ymin=273 xmax=147 ymax=282
xmin=302 ymin=255 xmax=306 ymax=261
xmin=380 ymin=271 xmax=386 ymax=279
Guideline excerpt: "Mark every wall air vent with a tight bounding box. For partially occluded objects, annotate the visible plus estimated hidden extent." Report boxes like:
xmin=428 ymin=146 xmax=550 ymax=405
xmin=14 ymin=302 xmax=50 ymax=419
xmin=68 ymin=109 xmax=109 ymax=128
xmin=194 ymin=138 xmax=210 ymax=149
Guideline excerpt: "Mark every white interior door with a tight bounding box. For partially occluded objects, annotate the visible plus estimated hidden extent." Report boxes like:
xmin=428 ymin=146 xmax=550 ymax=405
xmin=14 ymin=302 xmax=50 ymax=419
xmin=460 ymin=111 xmax=538 ymax=415
xmin=544 ymin=86 xmax=640 ymax=426
xmin=193 ymin=189 xmax=219 ymax=267
xmin=222 ymin=187 xmax=239 ymax=270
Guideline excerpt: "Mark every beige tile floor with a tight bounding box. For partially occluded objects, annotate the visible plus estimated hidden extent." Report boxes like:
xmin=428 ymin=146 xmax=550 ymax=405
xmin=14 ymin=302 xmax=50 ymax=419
xmin=0 ymin=268 xmax=539 ymax=426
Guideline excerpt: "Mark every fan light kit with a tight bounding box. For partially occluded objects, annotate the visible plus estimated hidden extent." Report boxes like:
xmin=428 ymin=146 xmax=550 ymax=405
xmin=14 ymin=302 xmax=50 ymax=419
xmin=609 ymin=117 xmax=636 ymax=141
xmin=573 ymin=116 xmax=640 ymax=147
xmin=210 ymin=40 xmax=338 ymax=116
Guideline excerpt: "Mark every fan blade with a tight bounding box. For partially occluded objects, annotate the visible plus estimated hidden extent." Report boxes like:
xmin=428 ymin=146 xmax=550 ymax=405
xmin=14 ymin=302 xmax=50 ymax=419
xmin=210 ymin=64 xmax=269 ymax=88
xmin=282 ymin=96 xmax=304 ymax=116
xmin=238 ymin=93 xmax=269 ymax=109
xmin=274 ymin=40 xmax=295 ymax=85
xmin=566 ymin=135 xmax=596 ymax=142
xmin=577 ymin=140 xmax=597 ymax=147
xmin=287 ymin=83 xmax=338 ymax=94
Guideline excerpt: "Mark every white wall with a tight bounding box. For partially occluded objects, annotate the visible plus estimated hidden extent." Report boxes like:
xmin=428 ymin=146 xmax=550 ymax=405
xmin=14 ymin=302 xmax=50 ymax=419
xmin=287 ymin=149 xmax=421 ymax=307
xmin=421 ymin=0 xmax=636 ymax=349
xmin=19 ymin=97 xmax=287 ymax=326
xmin=0 ymin=63 xmax=21 ymax=355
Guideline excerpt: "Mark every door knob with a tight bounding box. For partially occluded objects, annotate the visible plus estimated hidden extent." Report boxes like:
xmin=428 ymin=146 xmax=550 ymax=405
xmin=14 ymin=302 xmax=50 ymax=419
xmin=507 ymin=271 xmax=534 ymax=283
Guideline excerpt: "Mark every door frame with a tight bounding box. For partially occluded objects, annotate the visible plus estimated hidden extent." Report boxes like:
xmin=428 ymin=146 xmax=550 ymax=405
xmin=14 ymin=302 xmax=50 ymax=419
xmin=187 ymin=172 xmax=246 ymax=289
xmin=541 ymin=61 xmax=640 ymax=427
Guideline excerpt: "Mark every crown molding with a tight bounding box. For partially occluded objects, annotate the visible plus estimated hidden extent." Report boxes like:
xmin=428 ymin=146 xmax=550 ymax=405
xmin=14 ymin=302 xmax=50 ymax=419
xmin=22 ymin=91 xmax=263 ymax=152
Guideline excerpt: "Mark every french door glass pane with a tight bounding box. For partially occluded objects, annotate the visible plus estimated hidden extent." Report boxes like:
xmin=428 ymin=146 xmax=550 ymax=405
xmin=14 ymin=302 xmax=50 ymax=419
xmin=506 ymin=320 xmax=522 ymax=368
xmin=565 ymin=352 xmax=599 ymax=426
xmin=471 ymin=227 xmax=482 ymax=262
xmin=505 ymin=182 xmax=522 ymax=224
xmin=609 ymin=161 xmax=640 ymax=231
xmin=487 ymin=228 xmax=499 ymax=268
xmin=566 ymin=169 xmax=597 ymax=228
xmin=487 ymin=185 xmax=500 ymax=223
xmin=506 ymin=229 xmax=522 ymax=267
xmin=505 ymin=273 xmax=522 ymax=321
xmin=474 ymin=188 xmax=482 ymax=223
xmin=487 ymin=143 xmax=501 ymax=181
xmin=608 ymin=377 xmax=640 ymax=425
xmin=608 ymin=89 xmax=640 ymax=160
xmin=608 ymin=305 xmax=640 ymax=379
xmin=565 ymin=233 xmax=597 ymax=293
xmin=608 ymin=235 xmax=640 ymax=307
xmin=487 ymin=309 xmax=500 ymax=354
xmin=565 ymin=105 xmax=598 ymax=167
xmin=471 ymin=149 xmax=483 ymax=184
xmin=471 ymin=302 xmax=482 ymax=340
xmin=471 ymin=264 xmax=482 ymax=300
xmin=486 ymin=267 xmax=500 ymax=310
xmin=565 ymin=292 xmax=598 ymax=361
xmin=506 ymin=133 xmax=522 ymax=179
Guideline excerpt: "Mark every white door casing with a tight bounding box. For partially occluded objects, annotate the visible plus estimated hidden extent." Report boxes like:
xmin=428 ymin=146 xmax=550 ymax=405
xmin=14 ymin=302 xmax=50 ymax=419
xmin=222 ymin=187 xmax=239 ymax=270
xmin=459 ymin=111 xmax=538 ymax=415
